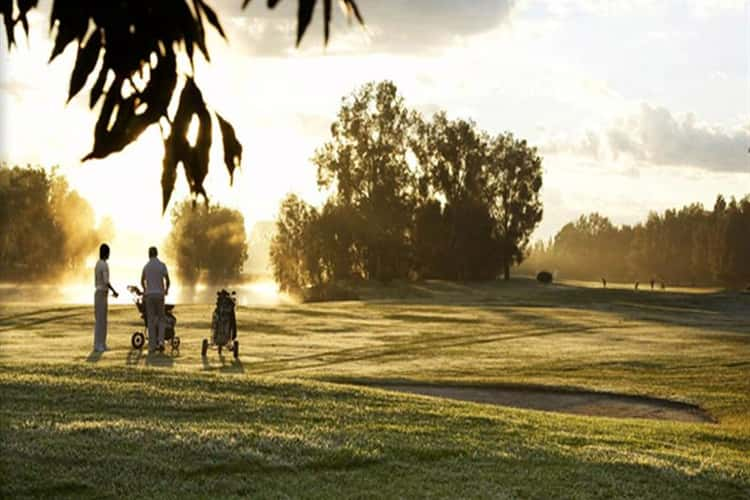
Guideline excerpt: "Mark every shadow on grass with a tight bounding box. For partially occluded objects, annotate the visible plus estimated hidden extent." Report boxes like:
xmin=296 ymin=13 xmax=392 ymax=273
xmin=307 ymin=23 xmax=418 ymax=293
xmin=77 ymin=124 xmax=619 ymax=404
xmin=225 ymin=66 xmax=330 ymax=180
xmin=294 ymin=278 xmax=748 ymax=336
xmin=15 ymin=480 xmax=96 ymax=499
xmin=201 ymin=351 xmax=245 ymax=373
xmin=0 ymin=364 xmax=746 ymax=499
xmin=0 ymin=306 xmax=84 ymax=324
xmin=85 ymin=350 xmax=102 ymax=363
xmin=0 ymin=310 xmax=90 ymax=333
xmin=384 ymin=313 xmax=479 ymax=324
xmin=126 ymin=349 xmax=143 ymax=366
xmin=246 ymin=319 xmax=627 ymax=376
xmin=472 ymin=280 xmax=750 ymax=336
xmin=144 ymin=351 xmax=175 ymax=368
xmin=186 ymin=452 xmax=381 ymax=477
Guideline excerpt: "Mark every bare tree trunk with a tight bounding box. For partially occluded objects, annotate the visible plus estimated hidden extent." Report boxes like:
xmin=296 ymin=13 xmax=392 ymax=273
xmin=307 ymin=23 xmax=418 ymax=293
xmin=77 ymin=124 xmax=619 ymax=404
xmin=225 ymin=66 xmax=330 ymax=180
xmin=503 ymin=262 xmax=510 ymax=281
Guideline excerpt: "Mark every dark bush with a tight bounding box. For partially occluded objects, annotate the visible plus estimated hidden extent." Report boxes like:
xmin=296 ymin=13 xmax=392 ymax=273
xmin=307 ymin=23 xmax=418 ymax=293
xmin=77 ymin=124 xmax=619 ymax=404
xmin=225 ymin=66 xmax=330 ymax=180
xmin=537 ymin=271 xmax=553 ymax=284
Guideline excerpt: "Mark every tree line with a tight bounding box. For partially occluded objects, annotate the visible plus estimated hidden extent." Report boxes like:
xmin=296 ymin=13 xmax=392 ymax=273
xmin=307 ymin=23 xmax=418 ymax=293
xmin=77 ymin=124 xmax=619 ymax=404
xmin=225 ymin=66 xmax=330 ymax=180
xmin=165 ymin=200 xmax=249 ymax=287
xmin=0 ymin=164 xmax=254 ymax=286
xmin=520 ymin=195 xmax=750 ymax=287
xmin=270 ymin=81 xmax=543 ymax=293
xmin=0 ymin=165 xmax=112 ymax=281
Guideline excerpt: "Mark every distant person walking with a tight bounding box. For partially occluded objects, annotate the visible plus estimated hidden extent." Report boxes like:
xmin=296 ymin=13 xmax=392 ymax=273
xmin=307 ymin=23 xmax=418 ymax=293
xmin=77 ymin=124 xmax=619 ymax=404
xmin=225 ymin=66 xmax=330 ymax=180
xmin=650 ymin=278 xmax=655 ymax=290
xmin=634 ymin=281 xmax=639 ymax=291
xmin=141 ymin=246 xmax=171 ymax=353
xmin=94 ymin=243 xmax=119 ymax=352
xmin=601 ymin=277 xmax=607 ymax=288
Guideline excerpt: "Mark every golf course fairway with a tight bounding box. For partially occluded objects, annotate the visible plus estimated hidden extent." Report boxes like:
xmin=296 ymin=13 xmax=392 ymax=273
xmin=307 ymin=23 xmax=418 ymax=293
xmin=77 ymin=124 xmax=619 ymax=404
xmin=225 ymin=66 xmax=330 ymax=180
xmin=1 ymin=279 xmax=748 ymax=498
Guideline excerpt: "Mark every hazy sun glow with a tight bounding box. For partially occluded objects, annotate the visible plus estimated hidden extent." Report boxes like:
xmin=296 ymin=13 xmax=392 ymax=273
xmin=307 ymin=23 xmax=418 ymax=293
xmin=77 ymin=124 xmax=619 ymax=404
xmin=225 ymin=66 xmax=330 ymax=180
xmin=1 ymin=1 xmax=747 ymax=283
xmin=0 ymin=280 xmax=286 ymax=306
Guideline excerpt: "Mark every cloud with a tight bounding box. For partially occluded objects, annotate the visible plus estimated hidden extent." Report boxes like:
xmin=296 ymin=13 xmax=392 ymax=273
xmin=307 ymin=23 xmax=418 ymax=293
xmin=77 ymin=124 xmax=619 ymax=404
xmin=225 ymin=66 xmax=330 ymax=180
xmin=543 ymin=104 xmax=750 ymax=173
xmin=608 ymin=105 xmax=749 ymax=172
xmin=217 ymin=0 xmax=516 ymax=56
xmin=532 ymin=0 xmax=742 ymax=18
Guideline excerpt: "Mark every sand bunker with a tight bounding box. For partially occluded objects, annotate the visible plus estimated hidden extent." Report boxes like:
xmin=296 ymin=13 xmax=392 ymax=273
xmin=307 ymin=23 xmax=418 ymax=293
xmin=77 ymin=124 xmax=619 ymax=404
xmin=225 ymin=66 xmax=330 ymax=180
xmin=363 ymin=383 xmax=713 ymax=423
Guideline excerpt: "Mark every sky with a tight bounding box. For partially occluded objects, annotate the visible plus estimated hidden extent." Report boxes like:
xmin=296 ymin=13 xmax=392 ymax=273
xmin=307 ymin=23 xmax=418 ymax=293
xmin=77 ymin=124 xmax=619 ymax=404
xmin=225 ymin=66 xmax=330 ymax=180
xmin=1 ymin=0 xmax=748 ymax=257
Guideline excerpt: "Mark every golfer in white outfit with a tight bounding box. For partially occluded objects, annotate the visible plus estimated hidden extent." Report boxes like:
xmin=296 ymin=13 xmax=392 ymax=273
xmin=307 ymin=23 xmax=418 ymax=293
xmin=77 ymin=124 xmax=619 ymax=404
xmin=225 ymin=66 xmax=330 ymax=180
xmin=93 ymin=243 xmax=119 ymax=352
xmin=140 ymin=246 xmax=171 ymax=352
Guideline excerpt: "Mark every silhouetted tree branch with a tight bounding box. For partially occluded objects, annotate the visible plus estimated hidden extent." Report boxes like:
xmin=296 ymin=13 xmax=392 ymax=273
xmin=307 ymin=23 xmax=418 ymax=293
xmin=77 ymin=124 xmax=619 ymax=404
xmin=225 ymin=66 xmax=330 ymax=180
xmin=0 ymin=1 xmax=363 ymax=209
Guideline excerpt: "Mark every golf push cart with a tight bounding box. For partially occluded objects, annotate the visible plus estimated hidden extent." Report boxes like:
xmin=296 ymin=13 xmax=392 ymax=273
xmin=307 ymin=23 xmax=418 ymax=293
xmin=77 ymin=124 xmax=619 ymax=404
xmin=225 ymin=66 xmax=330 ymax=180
xmin=127 ymin=285 xmax=180 ymax=351
xmin=202 ymin=289 xmax=238 ymax=358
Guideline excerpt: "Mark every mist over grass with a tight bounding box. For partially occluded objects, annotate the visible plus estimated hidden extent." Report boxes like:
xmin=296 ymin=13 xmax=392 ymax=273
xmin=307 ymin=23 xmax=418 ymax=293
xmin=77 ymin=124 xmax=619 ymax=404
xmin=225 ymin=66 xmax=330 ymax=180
xmin=0 ymin=279 xmax=748 ymax=498
xmin=0 ymin=278 xmax=292 ymax=307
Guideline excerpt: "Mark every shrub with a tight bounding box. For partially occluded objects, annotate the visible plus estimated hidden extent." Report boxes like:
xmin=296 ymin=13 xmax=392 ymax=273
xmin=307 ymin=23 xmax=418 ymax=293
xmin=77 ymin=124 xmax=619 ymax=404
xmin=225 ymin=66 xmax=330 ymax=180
xmin=537 ymin=271 xmax=553 ymax=284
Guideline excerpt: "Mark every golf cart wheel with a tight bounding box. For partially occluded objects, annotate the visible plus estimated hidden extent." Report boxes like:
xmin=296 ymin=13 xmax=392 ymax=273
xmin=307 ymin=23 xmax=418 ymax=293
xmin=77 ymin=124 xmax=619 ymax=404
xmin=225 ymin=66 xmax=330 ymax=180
xmin=233 ymin=340 xmax=239 ymax=359
xmin=171 ymin=336 xmax=180 ymax=350
xmin=131 ymin=332 xmax=145 ymax=350
xmin=201 ymin=339 xmax=208 ymax=357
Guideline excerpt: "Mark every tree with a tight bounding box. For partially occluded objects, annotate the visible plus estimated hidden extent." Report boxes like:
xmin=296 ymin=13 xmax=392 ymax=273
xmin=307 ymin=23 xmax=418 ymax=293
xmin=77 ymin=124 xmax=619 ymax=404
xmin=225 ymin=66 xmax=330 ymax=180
xmin=486 ymin=133 xmax=543 ymax=280
xmin=523 ymin=193 xmax=750 ymax=288
xmin=414 ymin=114 xmax=543 ymax=280
xmin=269 ymin=194 xmax=320 ymax=292
xmin=315 ymin=199 xmax=363 ymax=281
xmin=166 ymin=200 xmax=249 ymax=287
xmin=720 ymin=197 xmax=750 ymax=286
xmin=548 ymin=213 xmax=630 ymax=281
xmin=313 ymin=80 xmax=418 ymax=281
xmin=271 ymin=81 xmax=547 ymax=285
xmin=50 ymin=174 xmax=114 ymax=274
xmin=0 ymin=164 xmax=110 ymax=280
xmin=412 ymin=199 xmax=449 ymax=278
xmin=413 ymin=113 xmax=497 ymax=279
xmin=414 ymin=113 xmax=488 ymax=207
xmin=0 ymin=0 xmax=363 ymax=208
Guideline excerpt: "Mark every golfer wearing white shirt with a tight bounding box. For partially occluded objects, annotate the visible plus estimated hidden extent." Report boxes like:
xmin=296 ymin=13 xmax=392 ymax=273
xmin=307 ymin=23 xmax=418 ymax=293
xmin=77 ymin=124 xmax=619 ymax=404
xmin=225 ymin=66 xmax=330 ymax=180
xmin=140 ymin=246 xmax=171 ymax=352
xmin=94 ymin=243 xmax=119 ymax=352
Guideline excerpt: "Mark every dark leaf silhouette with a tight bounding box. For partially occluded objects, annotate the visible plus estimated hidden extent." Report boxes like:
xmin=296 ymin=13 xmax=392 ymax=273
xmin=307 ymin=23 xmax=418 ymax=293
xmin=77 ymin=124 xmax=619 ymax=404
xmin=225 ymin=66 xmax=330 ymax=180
xmin=323 ymin=0 xmax=331 ymax=43
xmin=296 ymin=0 xmax=316 ymax=46
xmin=0 ymin=0 xmax=13 ymax=47
xmin=161 ymin=78 xmax=212 ymax=212
xmin=89 ymin=66 xmax=107 ymax=109
xmin=17 ymin=0 xmax=37 ymax=36
xmin=1 ymin=0 xmax=365 ymax=205
xmin=161 ymin=142 xmax=178 ymax=214
xmin=68 ymin=30 xmax=101 ymax=102
xmin=84 ymin=77 xmax=148 ymax=161
xmin=48 ymin=3 xmax=87 ymax=62
xmin=197 ymin=0 xmax=225 ymax=38
xmin=341 ymin=0 xmax=363 ymax=26
xmin=216 ymin=113 xmax=243 ymax=184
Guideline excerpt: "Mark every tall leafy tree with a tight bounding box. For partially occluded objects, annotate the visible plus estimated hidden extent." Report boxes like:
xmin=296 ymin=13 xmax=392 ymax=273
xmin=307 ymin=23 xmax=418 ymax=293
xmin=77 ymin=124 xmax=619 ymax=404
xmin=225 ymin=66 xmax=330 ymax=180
xmin=166 ymin=200 xmax=249 ymax=287
xmin=414 ymin=114 xmax=543 ymax=280
xmin=271 ymin=81 xmax=548 ymax=288
xmin=0 ymin=165 xmax=109 ymax=280
xmin=486 ymin=133 xmax=543 ymax=280
xmin=413 ymin=113 xmax=497 ymax=279
xmin=313 ymin=80 xmax=418 ymax=281
xmin=269 ymin=194 xmax=321 ymax=292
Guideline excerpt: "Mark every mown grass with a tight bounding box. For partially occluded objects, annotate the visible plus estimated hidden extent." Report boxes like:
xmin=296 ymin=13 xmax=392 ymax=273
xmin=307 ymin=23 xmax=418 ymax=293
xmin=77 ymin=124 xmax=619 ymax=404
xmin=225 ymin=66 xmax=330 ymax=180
xmin=0 ymin=278 xmax=748 ymax=498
